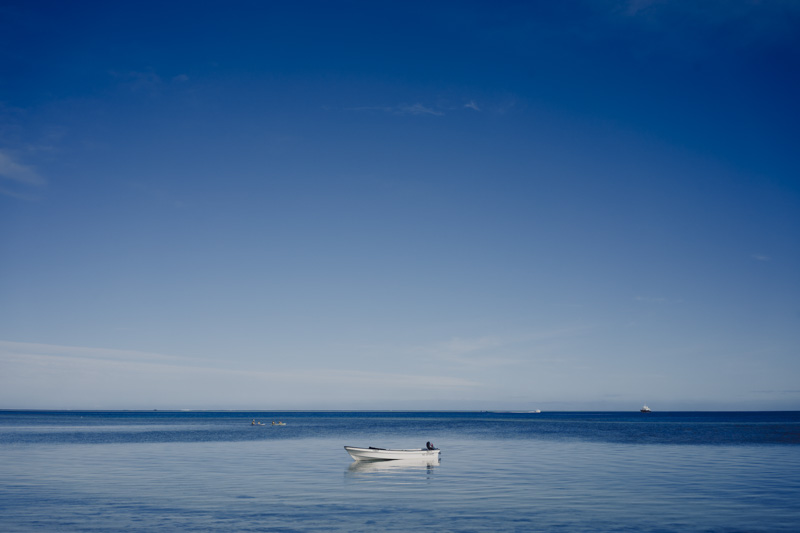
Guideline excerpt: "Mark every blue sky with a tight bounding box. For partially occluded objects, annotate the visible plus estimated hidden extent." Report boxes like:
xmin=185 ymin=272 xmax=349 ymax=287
xmin=1 ymin=1 xmax=798 ymax=410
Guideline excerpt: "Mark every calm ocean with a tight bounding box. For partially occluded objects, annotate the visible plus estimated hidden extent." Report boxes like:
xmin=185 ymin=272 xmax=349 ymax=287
xmin=1 ymin=411 xmax=799 ymax=532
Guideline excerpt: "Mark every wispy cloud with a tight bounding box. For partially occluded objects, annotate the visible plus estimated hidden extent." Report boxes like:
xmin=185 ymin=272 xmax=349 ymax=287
xmin=128 ymin=181 xmax=186 ymax=209
xmin=635 ymin=295 xmax=682 ymax=304
xmin=345 ymin=99 xmax=494 ymax=116
xmin=407 ymin=335 xmax=517 ymax=368
xmin=408 ymin=328 xmax=587 ymax=368
xmin=635 ymin=296 xmax=667 ymax=303
xmin=346 ymin=103 xmax=444 ymax=116
xmin=0 ymin=341 xmax=479 ymax=408
xmin=0 ymin=340 xmax=194 ymax=365
xmin=317 ymin=368 xmax=479 ymax=390
xmin=0 ymin=150 xmax=46 ymax=199
xmin=752 ymin=254 xmax=771 ymax=262
xmin=0 ymin=151 xmax=45 ymax=186
xmin=109 ymin=70 xmax=163 ymax=93
xmin=109 ymin=70 xmax=190 ymax=94
xmin=617 ymin=0 xmax=800 ymax=54
xmin=398 ymin=103 xmax=443 ymax=116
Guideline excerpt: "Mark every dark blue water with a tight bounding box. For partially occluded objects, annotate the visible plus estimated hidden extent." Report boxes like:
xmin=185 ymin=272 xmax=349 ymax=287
xmin=2 ymin=411 xmax=799 ymax=531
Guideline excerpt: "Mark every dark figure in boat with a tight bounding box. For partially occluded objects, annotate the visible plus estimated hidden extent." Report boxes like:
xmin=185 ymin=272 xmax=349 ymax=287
xmin=426 ymin=441 xmax=436 ymax=450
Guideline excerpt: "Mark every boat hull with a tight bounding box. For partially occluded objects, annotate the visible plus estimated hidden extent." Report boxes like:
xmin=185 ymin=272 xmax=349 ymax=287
xmin=344 ymin=446 xmax=440 ymax=461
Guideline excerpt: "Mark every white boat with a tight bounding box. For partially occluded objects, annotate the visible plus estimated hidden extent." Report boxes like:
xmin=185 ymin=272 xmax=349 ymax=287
xmin=640 ymin=405 xmax=651 ymax=413
xmin=344 ymin=446 xmax=440 ymax=461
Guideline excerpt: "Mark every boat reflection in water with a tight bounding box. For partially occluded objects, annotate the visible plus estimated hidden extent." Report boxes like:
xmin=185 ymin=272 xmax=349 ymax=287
xmin=346 ymin=456 xmax=440 ymax=475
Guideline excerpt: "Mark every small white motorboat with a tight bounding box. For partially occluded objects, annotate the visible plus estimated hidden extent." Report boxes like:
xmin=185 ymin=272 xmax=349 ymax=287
xmin=640 ymin=405 xmax=652 ymax=413
xmin=344 ymin=446 xmax=440 ymax=461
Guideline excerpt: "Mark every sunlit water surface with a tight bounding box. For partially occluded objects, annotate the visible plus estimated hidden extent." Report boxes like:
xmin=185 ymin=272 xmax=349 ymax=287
xmin=1 ymin=411 xmax=798 ymax=532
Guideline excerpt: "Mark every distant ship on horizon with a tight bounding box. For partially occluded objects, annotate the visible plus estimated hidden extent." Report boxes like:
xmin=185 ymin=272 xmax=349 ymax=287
xmin=640 ymin=404 xmax=652 ymax=413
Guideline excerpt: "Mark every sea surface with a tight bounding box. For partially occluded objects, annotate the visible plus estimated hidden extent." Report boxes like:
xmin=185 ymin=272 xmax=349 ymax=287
xmin=1 ymin=411 xmax=799 ymax=532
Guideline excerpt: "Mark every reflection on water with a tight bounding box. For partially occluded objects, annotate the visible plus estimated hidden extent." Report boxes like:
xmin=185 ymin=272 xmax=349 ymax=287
xmin=346 ymin=457 xmax=440 ymax=476
xmin=2 ymin=412 xmax=800 ymax=532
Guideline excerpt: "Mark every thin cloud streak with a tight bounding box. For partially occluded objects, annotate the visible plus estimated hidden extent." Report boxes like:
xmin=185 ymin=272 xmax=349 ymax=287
xmin=345 ymin=103 xmax=444 ymax=116
xmin=0 ymin=341 xmax=479 ymax=408
xmin=635 ymin=296 xmax=683 ymax=304
xmin=403 ymin=327 xmax=590 ymax=368
xmin=0 ymin=150 xmax=46 ymax=187
xmin=0 ymin=340 xmax=194 ymax=364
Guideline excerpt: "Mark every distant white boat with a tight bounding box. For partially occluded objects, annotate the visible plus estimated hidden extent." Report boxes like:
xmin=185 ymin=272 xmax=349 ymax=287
xmin=640 ymin=405 xmax=651 ymax=413
xmin=344 ymin=446 xmax=440 ymax=461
